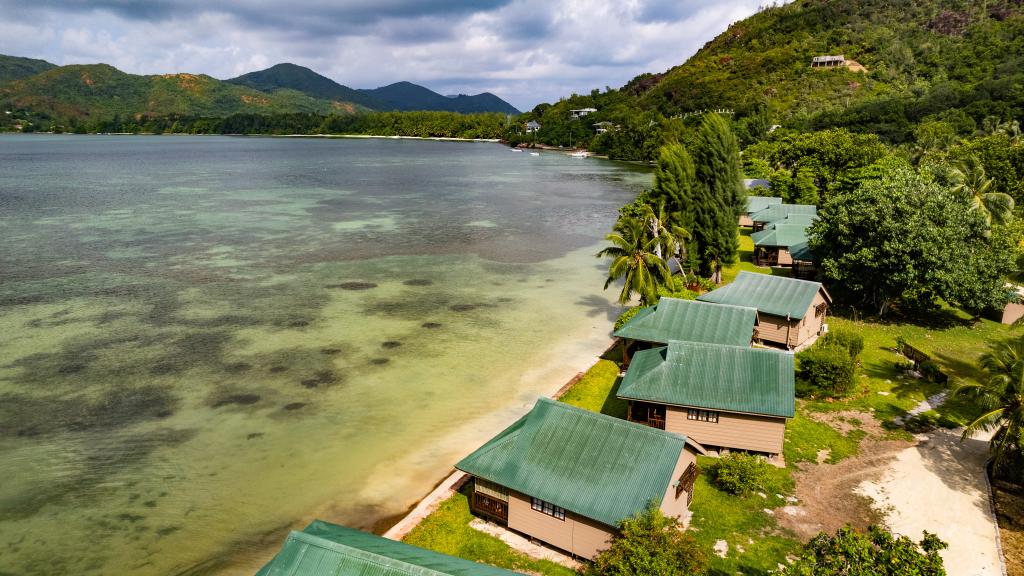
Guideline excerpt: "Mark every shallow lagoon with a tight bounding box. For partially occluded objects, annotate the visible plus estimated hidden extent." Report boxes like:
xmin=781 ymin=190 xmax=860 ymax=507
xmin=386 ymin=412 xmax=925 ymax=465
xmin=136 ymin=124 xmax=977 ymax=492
xmin=0 ymin=135 xmax=647 ymax=574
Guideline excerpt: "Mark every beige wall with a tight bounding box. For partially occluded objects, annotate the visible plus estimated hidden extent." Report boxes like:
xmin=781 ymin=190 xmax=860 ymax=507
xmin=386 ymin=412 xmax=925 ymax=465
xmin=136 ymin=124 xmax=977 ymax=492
xmin=778 ymin=249 xmax=793 ymax=266
xmin=1003 ymin=303 xmax=1024 ymax=325
xmin=739 ymin=215 xmax=754 ymax=227
xmin=507 ymin=490 xmax=616 ymax=560
xmin=659 ymin=447 xmax=697 ymax=521
xmin=755 ymin=290 xmax=827 ymax=349
xmin=665 ymin=406 xmax=786 ymax=455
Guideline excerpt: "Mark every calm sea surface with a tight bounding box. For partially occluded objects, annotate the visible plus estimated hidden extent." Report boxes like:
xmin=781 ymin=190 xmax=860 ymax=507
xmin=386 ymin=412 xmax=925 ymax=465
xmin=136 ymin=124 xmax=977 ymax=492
xmin=0 ymin=135 xmax=648 ymax=575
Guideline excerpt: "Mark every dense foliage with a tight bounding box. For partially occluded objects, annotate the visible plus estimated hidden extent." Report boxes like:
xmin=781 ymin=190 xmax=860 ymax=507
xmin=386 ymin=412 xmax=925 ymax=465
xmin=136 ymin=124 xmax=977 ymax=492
xmin=820 ymin=328 xmax=865 ymax=360
xmin=955 ymin=336 xmax=1024 ymax=484
xmin=708 ymin=453 xmax=772 ymax=496
xmin=809 ymin=167 xmax=1015 ymax=316
xmin=585 ymin=504 xmax=706 ymax=576
xmin=783 ymin=525 xmax=947 ymax=576
xmin=796 ymin=343 xmax=857 ymax=399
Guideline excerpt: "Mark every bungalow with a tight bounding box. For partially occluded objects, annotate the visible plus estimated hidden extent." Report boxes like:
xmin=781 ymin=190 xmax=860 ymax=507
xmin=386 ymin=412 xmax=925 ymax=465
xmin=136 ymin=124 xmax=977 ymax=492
xmin=593 ymin=121 xmax=615 ymax=134
xmin=569 ymin=108 xmax=597 ymax=119
xmin=787 ymin=242 xmax=818 ymax=280
xmin=697 ymin=271 xmax=831 ymax=350
xmin=740 ymin=195 xmax=782 ymax=227
xmin=618 ymin=341 xmax=795 ymax=457
xmin=751 ymin=221 xmax=815 ymax=267
xmin=256 ymin=520 xmax=522 ymax=575
xmin=811 ymin=55 xmax=846 ymax=68
xmin=525 ymin=120 xmax=541 ymax=133
xmin=456 ymin=398 xmax=703 ymax=560
xmin=750 ymin=203 xmax=818 ymax=231
xmin=613 ymin=298 xmax=758 ymax=364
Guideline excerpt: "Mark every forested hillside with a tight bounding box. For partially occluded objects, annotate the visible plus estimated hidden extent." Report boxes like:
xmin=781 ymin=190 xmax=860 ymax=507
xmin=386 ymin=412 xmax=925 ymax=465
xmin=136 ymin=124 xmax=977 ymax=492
xmin=0 ymin=55 xmax=57 ymax=86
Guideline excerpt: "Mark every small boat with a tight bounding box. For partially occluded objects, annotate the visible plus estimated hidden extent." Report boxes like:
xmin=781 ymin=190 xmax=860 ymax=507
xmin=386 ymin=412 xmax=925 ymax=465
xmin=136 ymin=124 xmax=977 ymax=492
xmin=511 ymin=148 xmax=523 ymax=152
xmin=570 ymin=150 xmax=588 ymax=158
xmin=530 ymin=152 xmax=540 ymax=156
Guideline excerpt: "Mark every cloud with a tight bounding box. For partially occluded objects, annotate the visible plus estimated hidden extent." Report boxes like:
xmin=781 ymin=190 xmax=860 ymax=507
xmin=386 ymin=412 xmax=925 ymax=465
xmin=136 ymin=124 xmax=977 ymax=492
xmin=0 ymin=0 xmax=770 ymax=110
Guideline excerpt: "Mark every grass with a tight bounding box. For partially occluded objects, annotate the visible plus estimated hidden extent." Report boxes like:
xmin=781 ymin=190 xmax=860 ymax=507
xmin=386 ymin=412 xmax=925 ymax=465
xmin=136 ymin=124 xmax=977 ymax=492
xmin=557 ymin=358 xmax=627 ymax=418
xmin=688 ymin=457 xmax=802 ymax=575
xmin=783 ymin=411 xmax=867 ymax=465
xmin=403 ymin=489 xmax=576 ymax=576
xmin=721 ymin=229 xmax=791 ymax=284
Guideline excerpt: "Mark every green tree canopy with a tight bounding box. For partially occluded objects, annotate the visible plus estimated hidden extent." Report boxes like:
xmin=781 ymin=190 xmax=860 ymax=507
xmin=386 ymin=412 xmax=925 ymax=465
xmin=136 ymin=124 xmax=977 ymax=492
xmin=783 ymin=525 xmax=946 ymax=576
xmin=691 ymin=114 xmax=743 ymax=277
xmin=597 ymin=216 xmax=671 ymax=306
xmin=809 ymin=167 xmax=1014 ymax=316
xmin=585 ymin=504 xmax=706 ymax=576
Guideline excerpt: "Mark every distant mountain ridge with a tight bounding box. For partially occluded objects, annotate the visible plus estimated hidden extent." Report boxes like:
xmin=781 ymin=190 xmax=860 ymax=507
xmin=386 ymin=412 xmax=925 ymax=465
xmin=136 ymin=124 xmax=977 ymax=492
xmin=0 ymin=55 xmax=520 ymax=126
xmin=228 ymin=63 xmax=519 ymax=114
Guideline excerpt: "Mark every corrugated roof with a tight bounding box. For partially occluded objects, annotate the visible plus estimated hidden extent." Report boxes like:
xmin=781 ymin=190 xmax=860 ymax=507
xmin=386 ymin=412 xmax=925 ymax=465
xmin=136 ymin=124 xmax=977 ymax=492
xmin=697 ymin=271 xmax=828 ymax=319
xmin=751 ymin=223 xmax=810 ymax=248
xmin=745 ymin=195 xmax=781 ymax=214
xmin=777 ymin=213 xmax=818 ymax=227
xmin=788 ymin=242 xmax=815 ymax=262
xmin=256 ymin=520 xmax=523 ymax=576
xmin=455 ymin=398 xmax=686 ymax=527
xmin=750 ymin=204 xmax=817 ymax=224
xmin=613 ymin=298 xmax=757 ymax=346
xmin=617 ymin=341 xmax=795 ymax=418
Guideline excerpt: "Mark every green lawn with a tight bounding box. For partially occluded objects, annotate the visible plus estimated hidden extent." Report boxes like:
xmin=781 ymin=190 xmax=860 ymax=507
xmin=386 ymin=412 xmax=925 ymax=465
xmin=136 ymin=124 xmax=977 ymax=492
xmin=403 ymin=489 xmax=576 ymax=576
xmin=721 ymin=229 xmax=791 ymax=284
xmin=557 ymin=358 xmax=627 ymax=418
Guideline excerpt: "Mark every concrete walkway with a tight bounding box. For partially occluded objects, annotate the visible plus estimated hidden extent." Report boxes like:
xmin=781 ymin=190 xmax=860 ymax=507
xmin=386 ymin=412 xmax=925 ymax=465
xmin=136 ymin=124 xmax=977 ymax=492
xmin=468 ymin=519 xmax=582 ymax=570
xmin=857 ymin=428 xmax=1002 ymax=576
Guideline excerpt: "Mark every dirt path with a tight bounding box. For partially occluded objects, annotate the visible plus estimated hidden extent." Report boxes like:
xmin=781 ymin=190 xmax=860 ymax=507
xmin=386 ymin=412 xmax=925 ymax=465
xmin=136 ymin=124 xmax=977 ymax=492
xmin=856 ymin=428 xmax=1001 ymax=576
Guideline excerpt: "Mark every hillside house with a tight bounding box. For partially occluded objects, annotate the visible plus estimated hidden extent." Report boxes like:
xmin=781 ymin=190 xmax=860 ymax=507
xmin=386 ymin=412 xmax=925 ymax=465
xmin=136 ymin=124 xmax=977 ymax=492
xmin=741 ymin=195 xmax=782 ymax=227
xmin=256 ymin=520 xmax=522 ymax=575
xmin=811 ymin=55 xmax=846 ymax=68
xmin=569 ymin=108 xmax=597 ymax=119
xmin=697 ymin=271 xmax=831 ymax=350
xmin=593 ymin=121 xmax=615 ymax=134
xmin=750 ymin=203 xmax=818 ymax=231
xmin=457 ymin=398 xmax=703 ymax=560
xmin=525 ymin=120 xmax=541 ymax=133
xmin=614 ymin=298 xmax=757 ymax=364
xmin=618 ymin=341 xmax=795 ymax=457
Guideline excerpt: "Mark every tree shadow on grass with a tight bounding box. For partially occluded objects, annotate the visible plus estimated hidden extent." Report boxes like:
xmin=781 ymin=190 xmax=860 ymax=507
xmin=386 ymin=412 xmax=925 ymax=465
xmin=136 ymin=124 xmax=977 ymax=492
xmin=600 ymin=377 xmax=628 ymax=419
xmin=829 ymin=305 xmax=975 ymax=331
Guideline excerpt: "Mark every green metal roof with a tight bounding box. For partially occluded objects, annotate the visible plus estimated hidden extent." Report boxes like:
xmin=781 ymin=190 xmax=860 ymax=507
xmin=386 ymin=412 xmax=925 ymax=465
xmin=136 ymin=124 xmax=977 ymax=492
xmin=613 ymin=297 xmax=757 ymax=346
xmin=750 ymin=203 xmax=817 ymax=224
xmin=777 ymin=213 xmax=818 ymax=227
xmin=745 ymin=195 xmax=782 ymax=215
xmin=697 ymin=271 xmax=828 ymax=319
xmin=788 ymin=242 xmax=815 ymax=262
xmin=750 ymin=224 xmax=811 ymax=248
xmin=617 ymin=341 xmax=795 ymax=418
xmin=455 ymin=398 xmax=686 ymax=527
xmin=255 ymin=520 xmax=523 ymax=576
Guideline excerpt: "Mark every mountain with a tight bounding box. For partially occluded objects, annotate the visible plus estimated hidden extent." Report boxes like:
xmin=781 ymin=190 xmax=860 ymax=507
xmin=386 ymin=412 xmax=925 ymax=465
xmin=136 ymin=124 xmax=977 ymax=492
xmin=358 ymin=81 xmax=520 ymax=114
xmin=0 ymin=63 xmax=359 ymax=123
xmin=229 ymin=64 xmax=520 ymax=114
xmin=0 ymin=55 xmax=57 ymax=86
xmin=226 ymin=63 xmax=385 ymax=109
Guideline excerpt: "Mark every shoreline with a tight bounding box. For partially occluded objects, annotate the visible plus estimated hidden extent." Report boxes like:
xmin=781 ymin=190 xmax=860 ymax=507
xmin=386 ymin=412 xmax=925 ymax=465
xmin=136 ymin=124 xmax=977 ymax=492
xmin=2 ymin=131 xmax=501 ymax=143
xmin=379 ymin=338 xmax=618 ymax=542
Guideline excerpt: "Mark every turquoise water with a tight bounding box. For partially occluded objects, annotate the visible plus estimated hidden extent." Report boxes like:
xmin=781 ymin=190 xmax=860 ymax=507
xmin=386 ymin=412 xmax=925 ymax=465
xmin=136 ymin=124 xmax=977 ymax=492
xmin=0 ymin=135 xmax=648 ymax=575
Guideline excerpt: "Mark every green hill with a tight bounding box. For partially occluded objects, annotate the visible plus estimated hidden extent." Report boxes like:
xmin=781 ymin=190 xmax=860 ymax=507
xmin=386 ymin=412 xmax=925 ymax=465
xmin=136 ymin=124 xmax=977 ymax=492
xmin=0 ymin=55 xmax=57 ymax=86
xmin=359 ymin=81 xmax=521 ymax=114
xmin=0 ymin=63 xmax=361 ymax=125
xmin=226 ymin=63 xmax=386 ymax=109
xmin=520 ymin=0 xmax=1024 ymax=152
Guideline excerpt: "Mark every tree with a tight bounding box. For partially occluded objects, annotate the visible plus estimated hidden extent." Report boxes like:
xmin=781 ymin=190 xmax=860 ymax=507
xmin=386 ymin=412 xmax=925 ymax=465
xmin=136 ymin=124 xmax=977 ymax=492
xmin=691 ymin=114 xmax=743 ymax=278
xmin=809 ymin=168 xmax=1013 ymax=316
xmin=640 ymin=198 xmax=690 ymax=271
xmin=954 ymin=337 xmax=1024 ymax=484
xmin=783 ymin=525 xmax=946 ymax=576
xmin=950 ymin=155 xmax=1015 ymax=228
xmin=585 ymin=504 xmax=706 ymax=576
xmin=598 ymin=216 xmax=671 ymax=306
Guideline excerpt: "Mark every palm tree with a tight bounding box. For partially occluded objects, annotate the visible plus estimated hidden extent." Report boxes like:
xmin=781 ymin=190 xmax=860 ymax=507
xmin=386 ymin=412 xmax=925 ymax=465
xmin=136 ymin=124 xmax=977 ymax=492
xmin=641 ymin=199 xmax=691 ymax=275
xmin=951 ymin=156 xmax=1015 ymax=227
xmin=954 ymin=338 xmax=1024 ymax=477
xmin=598 ymin=216 xmax=671 ymax=306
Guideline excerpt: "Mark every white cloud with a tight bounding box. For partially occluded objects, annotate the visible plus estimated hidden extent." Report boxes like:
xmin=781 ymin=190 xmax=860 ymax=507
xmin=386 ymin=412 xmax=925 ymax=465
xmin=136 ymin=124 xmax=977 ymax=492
xmin=0 ymin=0 xmax=771 ymax=110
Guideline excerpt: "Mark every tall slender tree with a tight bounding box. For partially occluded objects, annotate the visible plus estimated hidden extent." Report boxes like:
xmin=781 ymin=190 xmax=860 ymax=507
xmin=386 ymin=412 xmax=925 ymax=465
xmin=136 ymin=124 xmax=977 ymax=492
xmin=649 ymin=143 xmax=698 ymax=270
xmin=692 ymin=114 xmax=744 ymax=277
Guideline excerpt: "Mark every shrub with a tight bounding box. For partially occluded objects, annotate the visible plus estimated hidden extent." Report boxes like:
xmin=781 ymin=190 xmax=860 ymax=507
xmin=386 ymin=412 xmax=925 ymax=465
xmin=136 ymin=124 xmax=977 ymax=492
xmin=796 ymin=343 xmax=857 ymax=398
xmin=919 ymin=360 xmax=945 ymax=383
xmin=708 ymin=452 xmax=772 ymax=496
xmin=586 ymin=504 xmax=706 ymax=576
xmin=614 ymin=306 xmax=645 ymax=331
xmin=783 ymin=525 xmax=946 ymax=576
xmin=820 ymin=328 xmax=864 ymax=360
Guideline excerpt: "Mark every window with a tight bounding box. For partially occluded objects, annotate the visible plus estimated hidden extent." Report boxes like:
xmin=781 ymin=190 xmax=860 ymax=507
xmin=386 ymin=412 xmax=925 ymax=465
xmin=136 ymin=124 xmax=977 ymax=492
xmin=531 ymin=497 xmax=565 ymax=520
xmin=687 ymin=409 xmax=719 ymax=423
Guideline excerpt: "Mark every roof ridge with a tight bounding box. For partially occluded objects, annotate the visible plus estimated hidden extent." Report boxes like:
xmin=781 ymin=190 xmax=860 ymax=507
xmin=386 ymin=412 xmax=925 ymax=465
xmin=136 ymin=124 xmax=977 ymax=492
xmin=533 ymin=397 xmax=687 ymax=441
xmin=659 ymin=297 xmax=758 ymax=313
xmin=736 ymin=270 xmax=821 ymax=287
xmin=286 ymin=531 xmax=447 ymax=576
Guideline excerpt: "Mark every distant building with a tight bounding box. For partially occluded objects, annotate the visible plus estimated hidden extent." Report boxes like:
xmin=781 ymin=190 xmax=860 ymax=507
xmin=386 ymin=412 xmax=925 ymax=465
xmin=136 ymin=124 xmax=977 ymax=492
xmin=811 ymin=55 xmax=846 ymax=68
xmin=569 ymin=107 xmax=597 ymax=119
xmin=593 ymin=121 xmax=614 ymax=134
xmin=525 ymin=120 xmax=541 ymax=133
xmin=740 ymin=195 xmax=782 ymax=227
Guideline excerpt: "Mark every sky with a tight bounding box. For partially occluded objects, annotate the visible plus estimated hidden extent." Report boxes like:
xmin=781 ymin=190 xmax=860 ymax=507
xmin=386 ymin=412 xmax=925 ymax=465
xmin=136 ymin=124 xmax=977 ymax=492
xmin=0 ymin=0 xmax=768 ymax=111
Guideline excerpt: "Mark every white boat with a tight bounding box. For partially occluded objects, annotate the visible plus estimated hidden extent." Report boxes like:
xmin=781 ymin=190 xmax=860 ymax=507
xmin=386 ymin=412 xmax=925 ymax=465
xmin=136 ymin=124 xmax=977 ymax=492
xmin=570 ymin=150 xmax=588 ymax=158
xmin=511 ymin=148 xmax=523 ymax=152
xmin=530 ymin=152 xmax=540 ymax=156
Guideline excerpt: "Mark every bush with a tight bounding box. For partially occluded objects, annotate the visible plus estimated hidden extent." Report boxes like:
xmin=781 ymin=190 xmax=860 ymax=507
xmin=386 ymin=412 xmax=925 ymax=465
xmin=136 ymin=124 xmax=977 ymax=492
xmin=586 ymin=504 xmax=706 ymax=576
xmin=796 ymin=343 xmax=857 ymax=398
xmin=783 ymin=525 xmax=946 ymax=576
xmin=919 ymin=360 xmax=945 ymax=383
xmin=820 ymin=328 xmax=864 ymax=360
xmin=708 ymin=452 xmax=772 ymax=496
xmin=614 ymin=306 xmax=645 ymax=331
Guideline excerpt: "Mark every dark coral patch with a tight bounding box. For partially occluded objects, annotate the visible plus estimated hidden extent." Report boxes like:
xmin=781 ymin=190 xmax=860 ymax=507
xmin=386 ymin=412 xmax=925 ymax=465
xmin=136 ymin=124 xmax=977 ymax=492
xmin=211 ymin=394 xmax=261 ymax=408
xmin=381 ymin=341 xmax=402 ymax=349
xmin=320 ymin=347 xmax=342 ymax=356
xmin=421 ymin=322 xmax=442 ymax=329
xmin=326 ymin=282 xmax=377 ymax=290
xmin=402 ymin=279 xmax=433 ymax=286
xmin=283 ymin=402 xmax=306 ymax=411
xmin=300 ymin=370 xmax=339 ymax=389
xmin=450 ymin=304 xmax=477 ymax=312
xmin=269 ymin=365 xmax=288 ymax=373
xmin=369 ymin=358 xmax=390 ymax=365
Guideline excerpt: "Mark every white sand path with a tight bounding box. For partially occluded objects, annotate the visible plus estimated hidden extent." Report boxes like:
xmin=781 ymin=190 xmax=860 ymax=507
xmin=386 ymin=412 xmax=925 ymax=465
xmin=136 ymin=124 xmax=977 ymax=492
xmin=857 ymin=428 xmax=1003 ymax=576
